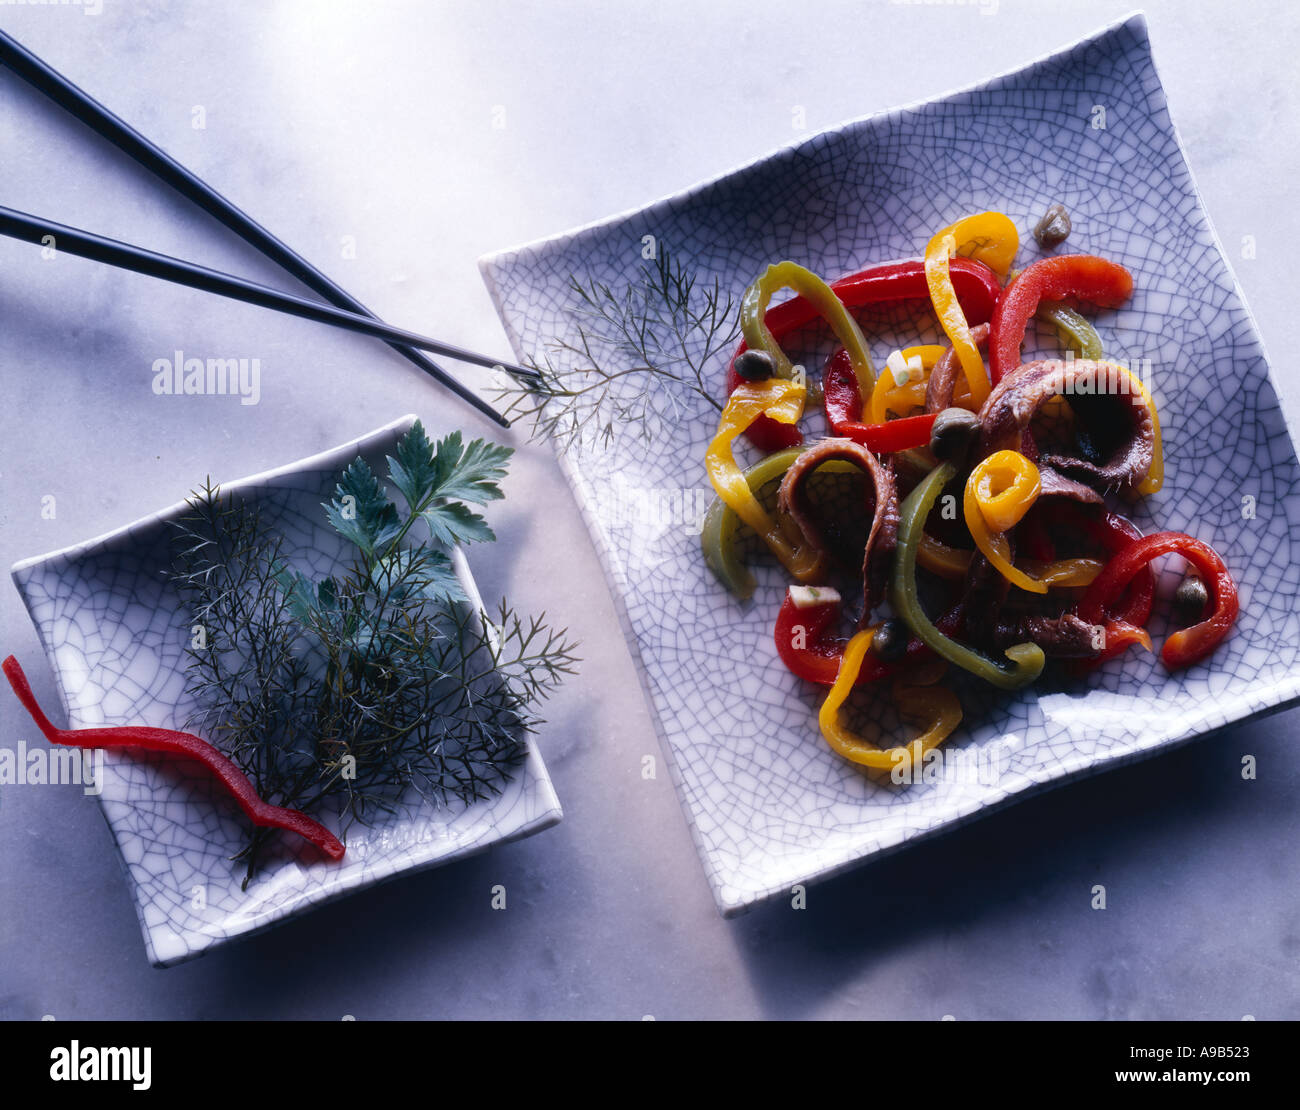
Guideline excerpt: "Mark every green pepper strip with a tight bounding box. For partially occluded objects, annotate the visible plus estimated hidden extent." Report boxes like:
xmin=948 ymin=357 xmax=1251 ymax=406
xmin=889 ymin=462 xmax=1046 ymax=690
xmin=741 ymin=261 xmax=876 ymax=394
xmin=1037 ymin=302 xmax=1103 ymax=360
xmin=701 ymin=447 xmax=855 ymax=600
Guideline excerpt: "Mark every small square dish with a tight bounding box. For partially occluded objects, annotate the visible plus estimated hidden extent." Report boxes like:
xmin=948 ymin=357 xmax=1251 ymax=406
xmin=479 ymin=14 xmax=1300 ymax=915
xmin=11 ymin=415 xmax=562 ymax=966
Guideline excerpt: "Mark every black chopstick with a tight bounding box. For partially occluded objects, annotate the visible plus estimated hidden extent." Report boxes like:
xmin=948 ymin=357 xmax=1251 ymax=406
xmin=0 ymin=205 xmax=543 ymax=392
xmin=0 ymin=28 xmax=527 ymax=428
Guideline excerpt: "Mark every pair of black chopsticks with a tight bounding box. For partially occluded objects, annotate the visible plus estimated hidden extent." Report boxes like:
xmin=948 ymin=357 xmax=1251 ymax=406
xmin=0 ymin=30 xmax=537 ymax=428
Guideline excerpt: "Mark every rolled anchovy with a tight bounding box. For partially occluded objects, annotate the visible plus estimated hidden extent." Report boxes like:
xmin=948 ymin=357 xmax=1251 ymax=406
xmin=778 ymin=437 xmax=897 ymax=627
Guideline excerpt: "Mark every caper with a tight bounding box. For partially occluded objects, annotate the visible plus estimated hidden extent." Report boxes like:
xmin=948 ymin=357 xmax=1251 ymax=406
xmin=733 ymin=350 xmax=775 ymax=382
xmin=1174 ymin=574 xmax=1210 ymax=621
xmin=928 ymin=406 xmax=982 ymax=464
xmin=1034 ymin=203 xmax=1072 ymax=249
xmin=869 ymin=618 xmax=908 ymax=663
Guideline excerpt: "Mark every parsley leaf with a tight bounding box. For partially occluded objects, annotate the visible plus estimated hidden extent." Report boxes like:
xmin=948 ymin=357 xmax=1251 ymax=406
xmin=383 ymin=421 xmax=512 ymax=549
xmin=428 ymin=431 xmax=512 ymax=505
xmin=372 ymin=546 xmax=464 ymax=606
xmin=323 ymin=458 xmax=402 ymax=556
xmin=386 ymin=419 xmax=439 ymax=513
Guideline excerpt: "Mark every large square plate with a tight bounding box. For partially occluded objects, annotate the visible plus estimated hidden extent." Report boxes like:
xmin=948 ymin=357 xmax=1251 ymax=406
xmin=479 ymin=14 xmax=1300 ymax=914
xmin=11 ymin=415 xmax=563 ymax=965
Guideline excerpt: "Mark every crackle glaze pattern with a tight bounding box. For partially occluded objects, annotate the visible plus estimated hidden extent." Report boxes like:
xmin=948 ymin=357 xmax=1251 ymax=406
xmin=11 ymin=416 xmax=562 ymax=966
xmin=480 ymin=15 xmax=1300 ymax=915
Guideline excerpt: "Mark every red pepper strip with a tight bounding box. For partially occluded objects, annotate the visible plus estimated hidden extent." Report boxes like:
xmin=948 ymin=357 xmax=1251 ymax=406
xmin=988 ymin=256 xmax=1134 ymax=386
xmin=1075 ymin=533 xmax=1238 ymax=670
xmin=774 ymin=594 xmax=963 ymax=686
xmin=1025 ymin=501 xmax=1155 ymax=664
xmin=2 ymin=655 xmax=345 ymax=861
xmin=1078 ymin=513 xmax=1153 ymax=634
xmin=822 ymin=344 xmax=863 ymax=429
xmin=1018 ymin=508 xmax=1057 ymax=563
xmin=822 ymin=347 xmax=937 ymax=452
xmin=729 ymin=258 xmax=1003 ymax=452
xmin=1034 ymin=502 xmax=1154 ymax=632
xmin=827 ymin=257 xmax=1003 ymax=321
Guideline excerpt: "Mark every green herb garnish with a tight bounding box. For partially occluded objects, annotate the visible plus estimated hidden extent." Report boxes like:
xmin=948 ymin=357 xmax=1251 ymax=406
xmin=496 ymin=246 xmax=735 ymax=449
xmin=169 ymin=421 xmax=579 ymax=886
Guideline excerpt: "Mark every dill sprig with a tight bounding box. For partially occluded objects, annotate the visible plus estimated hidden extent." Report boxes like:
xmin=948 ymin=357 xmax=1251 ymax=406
xmin=168 ymin=421 xmax=579 ymax=887
xmin=496 ymin=246 xmax=736 ymax=449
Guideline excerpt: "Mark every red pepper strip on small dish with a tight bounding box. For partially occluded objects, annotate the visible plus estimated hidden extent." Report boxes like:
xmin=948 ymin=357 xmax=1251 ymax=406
xmin=2 ymin=655 xmax=345 ymax=861
xmin=822 ymin=347 xmax=937 ymax=452
xmin=988 ymin=256 xmax=1134 ymax=386
xmin=1075 ymin=533 xmax=1238 ymax=669
xmin=728 ymin=258 xmax=1003 ymax=452
xmin=773 ymin=592 xmax=963 ymax=686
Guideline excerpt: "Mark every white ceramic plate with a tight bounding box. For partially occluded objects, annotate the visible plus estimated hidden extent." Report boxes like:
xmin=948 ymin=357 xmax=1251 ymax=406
xmin=480 ymin=14 xmax=1300 ymax=915
xmin=11 ymin=415 xmax=562 ymax=966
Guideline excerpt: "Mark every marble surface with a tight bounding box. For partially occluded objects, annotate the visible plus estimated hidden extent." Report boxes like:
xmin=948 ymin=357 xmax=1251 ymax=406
xmin=0 ymin=0 xmax=1296 ymax=1019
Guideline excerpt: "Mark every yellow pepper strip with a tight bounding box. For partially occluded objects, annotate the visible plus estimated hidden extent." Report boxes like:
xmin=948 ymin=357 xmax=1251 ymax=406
xmin=869 ymin=379 xmax=927 ymax=423
xmin=918 ymin=532 xmax=1101 ymax=588
xmin=818 ymin=628 xmax=962 ymax=773
xmin=924 ymin=212 xmax=1019 ymax=408
xmin=891 ymin=688 xmax=963 ymax=778
xmin=964 ymin=449 xmax=1047 ymax=594
xmin=938 ymin=212 xmax=1020 ymax=276
xmin=741 ymin=261 xmax=876 ymax=395
xmin=1020 ymin=557 xmax=1103 ymax=588
xmin=971 ymin=447 xmax=1041 ymax=533
xmin=918 ymin=533 xmax=974 ymax=579
xmin=705 ymin=379 xmax=823 ymax=581
xmin=868 ymin=345 xmax=945 ymax=424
